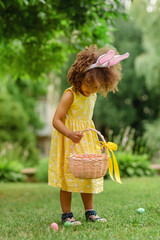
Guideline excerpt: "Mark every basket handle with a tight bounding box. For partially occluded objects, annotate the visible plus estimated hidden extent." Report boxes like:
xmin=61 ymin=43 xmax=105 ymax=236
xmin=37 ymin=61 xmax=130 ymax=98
xmin=72 ymin=128 xmax=107 ymax=154
xmin=71 ymin=128 xmax=122 ymax=184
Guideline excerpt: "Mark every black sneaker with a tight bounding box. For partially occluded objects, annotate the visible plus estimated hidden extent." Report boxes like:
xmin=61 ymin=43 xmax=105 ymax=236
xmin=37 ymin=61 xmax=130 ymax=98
xmin=85 ymin=210 xmax=107 ymax=223
xmin=62 ymin=212 xmax=81 ymax=226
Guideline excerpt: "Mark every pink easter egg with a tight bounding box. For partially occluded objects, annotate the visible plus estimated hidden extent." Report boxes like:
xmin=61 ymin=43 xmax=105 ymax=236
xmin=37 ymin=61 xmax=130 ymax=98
xmin=50 ymin=222 xmax=59 ymax=232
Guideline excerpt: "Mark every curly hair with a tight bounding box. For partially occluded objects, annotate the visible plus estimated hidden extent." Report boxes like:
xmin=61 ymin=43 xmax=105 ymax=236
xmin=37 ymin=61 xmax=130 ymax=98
xmin=67 ymin=45 xmax=122 ymax=96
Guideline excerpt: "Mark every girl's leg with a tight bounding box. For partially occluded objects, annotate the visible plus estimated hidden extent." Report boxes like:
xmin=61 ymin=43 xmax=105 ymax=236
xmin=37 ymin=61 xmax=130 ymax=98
xmin=81 ymin=192 xmax=106 ymax=222
xmin=81 ymin=193 xmax=93 ymax=210
xmin=60 ymin=189 xmax=72 ymax=213
xmin=60 ymin=189 xmax=81 ymax=225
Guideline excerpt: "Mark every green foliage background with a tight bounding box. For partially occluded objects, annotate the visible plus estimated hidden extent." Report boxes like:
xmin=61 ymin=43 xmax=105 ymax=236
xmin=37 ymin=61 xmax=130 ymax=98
xmin=57 ymin=1 xmax=160 ymax=159
xmin=0 ymin=0 xmax=160 ymax=170
xmin=94 ymin=16 xmax=159 ymax=137
xmin=0 ymin=0 xmax=127 ymax=80
xmin=130 ymin=0 xmax=160 ymax=155
xmin=0 ymin=0 xmax=129 ymax=170
xmin=0 ymin=84 xmax=39 ymax=165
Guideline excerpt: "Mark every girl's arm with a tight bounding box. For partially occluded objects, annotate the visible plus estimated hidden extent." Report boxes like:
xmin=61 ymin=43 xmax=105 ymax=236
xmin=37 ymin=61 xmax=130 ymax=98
xmin=52 ymin=90 xmax=83 ymax=143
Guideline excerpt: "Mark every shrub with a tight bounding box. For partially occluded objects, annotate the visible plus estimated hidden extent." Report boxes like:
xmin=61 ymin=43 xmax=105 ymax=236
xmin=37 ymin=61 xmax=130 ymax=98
xmin=0 ymin=89 xmax=39 ymax=166
xmin=0 ymin=158 xmax=25 ymax=182
xmin=144 ymin=119 xmax=160 ymax=159
xmin=105 ymin=151 xmax=155 ymax=179
xmin=35 ymin=158 xmax=48 ymax=182
xmin=108 ymin=126 xmax=150 ymax=156
xmin=0 ymin=142 xmax=26 ymax=182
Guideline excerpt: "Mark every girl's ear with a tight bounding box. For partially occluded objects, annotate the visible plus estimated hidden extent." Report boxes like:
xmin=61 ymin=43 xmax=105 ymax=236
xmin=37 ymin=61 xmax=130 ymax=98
xmin=107 ymin=53 xmax=129 ymax=67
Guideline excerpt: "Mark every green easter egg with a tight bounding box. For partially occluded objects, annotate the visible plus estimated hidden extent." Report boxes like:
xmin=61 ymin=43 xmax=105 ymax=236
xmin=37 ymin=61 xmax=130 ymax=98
xmin=136 ymin=208 xmax=145 ymax=214
xmin=64 ymin=221 xmax=71 ymax=227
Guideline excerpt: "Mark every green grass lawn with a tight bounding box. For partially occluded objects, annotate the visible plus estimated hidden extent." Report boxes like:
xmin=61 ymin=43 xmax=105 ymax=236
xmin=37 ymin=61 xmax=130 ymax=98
xmin=0 ymin=177 xmax=160 ymax=240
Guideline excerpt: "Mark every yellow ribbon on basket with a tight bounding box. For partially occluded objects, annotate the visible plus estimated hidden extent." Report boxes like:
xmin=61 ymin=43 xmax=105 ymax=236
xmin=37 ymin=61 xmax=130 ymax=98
xmin=97 ymin=141 xmax=122 ymax=184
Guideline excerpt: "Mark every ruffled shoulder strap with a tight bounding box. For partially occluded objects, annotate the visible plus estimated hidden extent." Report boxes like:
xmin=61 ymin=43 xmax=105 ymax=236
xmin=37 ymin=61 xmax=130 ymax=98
xmin=64 ymin=86 xmax=76 ymax=101
xmin=64 ymin=86 xmax=75 ymax=95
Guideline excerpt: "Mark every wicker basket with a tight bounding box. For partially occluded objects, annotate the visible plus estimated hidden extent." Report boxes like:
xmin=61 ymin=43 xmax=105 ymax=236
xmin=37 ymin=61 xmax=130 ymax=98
xmin=68 ymin=128 xmax=109 ymax=179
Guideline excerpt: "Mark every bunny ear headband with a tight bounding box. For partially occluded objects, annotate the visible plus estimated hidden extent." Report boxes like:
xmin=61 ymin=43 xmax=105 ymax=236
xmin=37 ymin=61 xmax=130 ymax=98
xmin=85 ymin=50 xmax=129 ymax=71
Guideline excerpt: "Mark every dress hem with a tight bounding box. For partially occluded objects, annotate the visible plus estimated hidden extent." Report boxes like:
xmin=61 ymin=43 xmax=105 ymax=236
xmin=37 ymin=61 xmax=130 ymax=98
xmin=48 ymin=184 xmax=103 ymax=194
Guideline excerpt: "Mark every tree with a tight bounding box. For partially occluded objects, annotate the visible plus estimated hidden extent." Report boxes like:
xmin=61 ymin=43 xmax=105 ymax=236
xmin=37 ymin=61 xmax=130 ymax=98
xmin=6 ymin=77 xmax=47 ymax=129
xmin=130 ymin=0 xmax=160 ymax=92
xmin=0 ymin=0 xmax=127 ymax=80
xmin=0 ymin=76 xmax=48 ymax=165
xmin=130 ymin=0 xmax=160 ymax=156
xmin=0 ymin=0 xmax=130 ymax=163
xmin=0 ymin=85 xmax=39 ymax=165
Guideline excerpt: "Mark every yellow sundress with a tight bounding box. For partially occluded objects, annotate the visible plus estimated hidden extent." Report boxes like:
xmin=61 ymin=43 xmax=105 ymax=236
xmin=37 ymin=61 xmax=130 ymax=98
xmin=48 ymin=87 xmax=103 ymax=193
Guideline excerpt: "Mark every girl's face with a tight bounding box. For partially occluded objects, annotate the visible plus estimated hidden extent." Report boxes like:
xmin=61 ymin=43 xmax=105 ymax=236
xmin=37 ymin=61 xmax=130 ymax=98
xmin=80 ymin=79 xmax=100 ymax=97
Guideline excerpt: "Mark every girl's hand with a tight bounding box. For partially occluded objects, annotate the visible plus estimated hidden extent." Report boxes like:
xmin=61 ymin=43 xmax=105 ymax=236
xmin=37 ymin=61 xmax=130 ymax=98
xmin=70 ymin=131 xmax=84 ymax=143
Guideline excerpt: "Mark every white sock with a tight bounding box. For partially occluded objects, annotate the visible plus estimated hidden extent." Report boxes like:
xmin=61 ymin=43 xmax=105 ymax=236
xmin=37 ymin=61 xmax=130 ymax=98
xmin=85 ymin=209 xmax=93 ymax=212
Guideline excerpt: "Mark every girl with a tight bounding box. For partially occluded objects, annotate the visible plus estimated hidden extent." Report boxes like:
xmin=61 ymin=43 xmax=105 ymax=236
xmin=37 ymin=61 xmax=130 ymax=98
xmin=48 ymin=45 xmax=129 ymax=226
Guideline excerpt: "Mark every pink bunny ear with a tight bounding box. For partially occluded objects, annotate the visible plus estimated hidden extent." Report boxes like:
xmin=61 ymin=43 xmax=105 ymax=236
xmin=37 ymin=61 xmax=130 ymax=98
xmin=107 ymin=53 xmax=129 ymax=67
xmin=86 ymin=50 xmax=115 ymax=71
xmin=99 ymin=50 xmax=115 ymax=65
